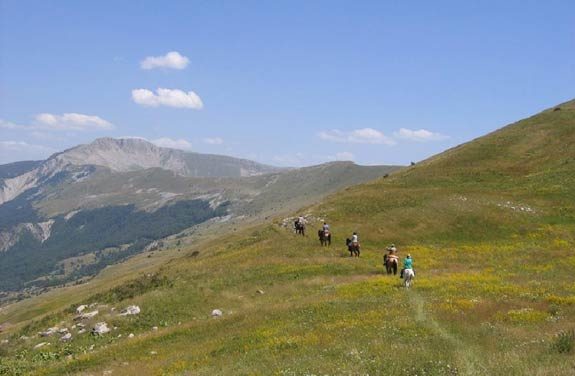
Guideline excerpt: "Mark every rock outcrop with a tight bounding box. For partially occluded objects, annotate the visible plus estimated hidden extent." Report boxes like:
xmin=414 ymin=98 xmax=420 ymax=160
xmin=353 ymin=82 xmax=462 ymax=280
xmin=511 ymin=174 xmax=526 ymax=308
xmin=91 ymin=322 xmax=110 ymax=335
xmin=119 ymin=305 xmax=141 ymax=316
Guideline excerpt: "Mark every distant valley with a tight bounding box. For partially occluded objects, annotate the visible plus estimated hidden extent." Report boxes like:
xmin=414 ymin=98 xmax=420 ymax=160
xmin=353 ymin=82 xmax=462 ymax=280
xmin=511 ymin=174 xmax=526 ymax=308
xmin=0 ymin=138 xmax=400 ymax=296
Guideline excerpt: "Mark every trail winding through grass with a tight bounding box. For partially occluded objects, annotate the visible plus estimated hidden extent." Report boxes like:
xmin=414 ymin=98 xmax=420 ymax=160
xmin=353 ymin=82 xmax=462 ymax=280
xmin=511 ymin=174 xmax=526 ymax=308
xmin=409 ymin=290 xmax=486 ymax=376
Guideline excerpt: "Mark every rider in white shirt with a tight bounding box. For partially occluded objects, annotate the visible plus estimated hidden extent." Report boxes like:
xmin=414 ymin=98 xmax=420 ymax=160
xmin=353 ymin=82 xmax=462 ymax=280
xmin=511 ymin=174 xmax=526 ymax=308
xmin=351 ymin=232 xmax=358 ymax=245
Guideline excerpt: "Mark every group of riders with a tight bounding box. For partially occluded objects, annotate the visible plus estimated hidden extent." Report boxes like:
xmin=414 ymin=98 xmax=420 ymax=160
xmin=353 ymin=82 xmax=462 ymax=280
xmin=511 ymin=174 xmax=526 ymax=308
xmin=293 ymin=216 xmax=414 ymax=279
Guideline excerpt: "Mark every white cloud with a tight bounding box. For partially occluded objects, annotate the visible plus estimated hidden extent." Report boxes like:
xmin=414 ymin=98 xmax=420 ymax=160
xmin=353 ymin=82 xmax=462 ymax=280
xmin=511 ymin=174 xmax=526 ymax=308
xmin=203 ymin=137 xmax=224 ymax=145
xmin=132 ymin=88 xmax=204 ymax=109
xmin=318 ymin=128 xmax=396 ymax=145
xmin=35 ymin=113 xmax=114 ymax=131
xmin=151 ymin=137 xmax=193 ymax=151
xmin=393 ymin=128 xmax=448 ymax=142
xmin=141 ymin=51 xmax=189 ymax=70
xmin=0 ymin=141 xmax=57 ymax=163
xmin=0 ymin=140 xmax=52 ymax=151
xmin=1 ymin=114 xmax=114 ymax=132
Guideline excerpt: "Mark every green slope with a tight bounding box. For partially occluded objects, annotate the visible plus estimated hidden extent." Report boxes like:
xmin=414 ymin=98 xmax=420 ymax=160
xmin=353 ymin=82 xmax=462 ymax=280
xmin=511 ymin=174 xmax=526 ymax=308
xmin=1 ymin=101 xmax=574 ymax=375
xmin=0 ymin=161 xmax=398 ymax=294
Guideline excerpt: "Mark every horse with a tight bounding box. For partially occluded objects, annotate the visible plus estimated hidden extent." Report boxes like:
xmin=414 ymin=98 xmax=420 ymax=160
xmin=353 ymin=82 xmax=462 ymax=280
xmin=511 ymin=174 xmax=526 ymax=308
xmin=318 ymin=229 xmax=331 ymax=246
xmin=346 ymin=238 xmax=360 ymax=257
xmin=294 ymin=221 xmax=305 ymax=236
xmin=403 ymin=269 xmax=415 ymax=288
xmin=384 ymin=254 xmax=398 ymax=275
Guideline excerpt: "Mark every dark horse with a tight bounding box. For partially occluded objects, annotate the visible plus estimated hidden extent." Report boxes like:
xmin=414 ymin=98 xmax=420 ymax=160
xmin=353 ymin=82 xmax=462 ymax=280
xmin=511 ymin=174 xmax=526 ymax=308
xmin=383 ymin=254 xmax=398 ymax=275
xmin=294 ymin=220 xmax=305 ymax=236
xmin=346 ymin=238 xmax=360 ymax=257
xmin=318 ymin=229 xmax=331 ymax=246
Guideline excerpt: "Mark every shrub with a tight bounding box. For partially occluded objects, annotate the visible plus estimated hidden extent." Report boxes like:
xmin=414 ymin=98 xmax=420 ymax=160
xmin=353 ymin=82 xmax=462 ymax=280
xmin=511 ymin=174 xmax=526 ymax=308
xmin=553 ymin=329 xmax=575 ymax=354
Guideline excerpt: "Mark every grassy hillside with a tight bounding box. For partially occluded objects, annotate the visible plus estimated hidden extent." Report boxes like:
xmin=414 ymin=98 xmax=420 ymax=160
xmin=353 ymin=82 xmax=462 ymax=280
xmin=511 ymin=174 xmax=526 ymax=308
xmin=0 ymin=161 xmax=397 ymax=295
xmin=1 ymin=101 xmax=574 ymax=375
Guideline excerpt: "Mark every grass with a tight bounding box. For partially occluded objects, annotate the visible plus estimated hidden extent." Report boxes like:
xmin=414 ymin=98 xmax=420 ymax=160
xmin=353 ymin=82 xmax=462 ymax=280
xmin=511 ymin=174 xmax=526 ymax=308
xmin=1 ymin=100 xmax=575 ymax=375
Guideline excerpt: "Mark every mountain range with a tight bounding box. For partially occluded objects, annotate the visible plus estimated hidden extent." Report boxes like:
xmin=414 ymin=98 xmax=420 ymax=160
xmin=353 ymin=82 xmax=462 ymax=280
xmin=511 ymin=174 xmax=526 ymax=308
xmin=0 ymin=100 xmax=574 ymax=375
xmin=0 ymin=138 xmax=399 ymax=293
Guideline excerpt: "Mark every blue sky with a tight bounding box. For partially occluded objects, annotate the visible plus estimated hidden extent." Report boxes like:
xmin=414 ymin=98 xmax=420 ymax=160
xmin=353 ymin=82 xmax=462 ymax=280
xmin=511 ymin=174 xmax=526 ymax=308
xmin=1 ymin=0 xmax=574 ymax=166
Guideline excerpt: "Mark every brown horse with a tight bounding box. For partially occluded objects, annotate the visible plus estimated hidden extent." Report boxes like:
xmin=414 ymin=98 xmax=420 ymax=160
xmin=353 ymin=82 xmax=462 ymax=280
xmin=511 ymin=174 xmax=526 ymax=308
xmin=346 ymin=238 xmax=360 ymax=257
xmin=318 ymin=229 xmax=331 ymax=246
xmin=294 ymin=221 xmax=305 ymax=236
xmin=384 ymin=254 xmax=398 ymax=275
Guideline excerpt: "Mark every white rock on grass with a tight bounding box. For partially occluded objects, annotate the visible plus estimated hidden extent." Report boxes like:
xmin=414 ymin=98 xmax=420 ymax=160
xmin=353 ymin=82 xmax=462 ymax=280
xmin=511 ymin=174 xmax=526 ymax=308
xmin=77 ymin=329 xmax=86 ymax=334
xmin=76 ymin=305 xmax=88 ymax=314
xmin=1 ymin=339 xmax=8 ymax=345
xmin=39 ymin=327 xmax=59 ymax=337
xmin=152 ymin=326 xmax=158 ymax=331
xmin=91 ymin=322 xmax=110 ymax=335
xmin=119 ymin=305 xmax=141 ymax=316
xmin=128 ymin=333 xmax=135 ymax=338
xmin=211 ymin=309 xmax=223 ymax=317
xmin=34 ymin=342 xmax=50 ymax=349
xmin=76 ymin=310 xmax=99 ymax=321
xmin=60 ymin=333 xmax=72 ymax=342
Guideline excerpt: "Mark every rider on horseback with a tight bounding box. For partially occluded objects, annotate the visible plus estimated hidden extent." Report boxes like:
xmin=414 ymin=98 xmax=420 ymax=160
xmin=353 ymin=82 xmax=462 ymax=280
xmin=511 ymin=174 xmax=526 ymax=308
xmin=346 ymin=232 xmax=360 ymax=257
xmin=400 ymin=254 xmax=414 ymax=278
xmin=383 ymin=244 xmax=399 ymax=274
xmin=322 ymin=222 xmax=330 ymax=236
xmin=384 ymin=244 xmax=399 ymax=264
xmin=294 ymin=215 xmax=306 ymax=235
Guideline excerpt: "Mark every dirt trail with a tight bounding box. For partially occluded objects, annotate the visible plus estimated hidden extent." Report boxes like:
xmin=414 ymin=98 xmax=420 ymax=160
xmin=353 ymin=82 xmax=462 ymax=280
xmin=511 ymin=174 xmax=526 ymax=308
xmin=409 ymin=291 xmax=486 ymax=376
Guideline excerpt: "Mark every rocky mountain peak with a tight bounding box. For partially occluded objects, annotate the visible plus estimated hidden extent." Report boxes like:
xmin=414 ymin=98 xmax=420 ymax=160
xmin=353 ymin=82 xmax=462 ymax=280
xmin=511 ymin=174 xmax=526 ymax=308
xmin=53 ymin=138 xmax=189 ymax=175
